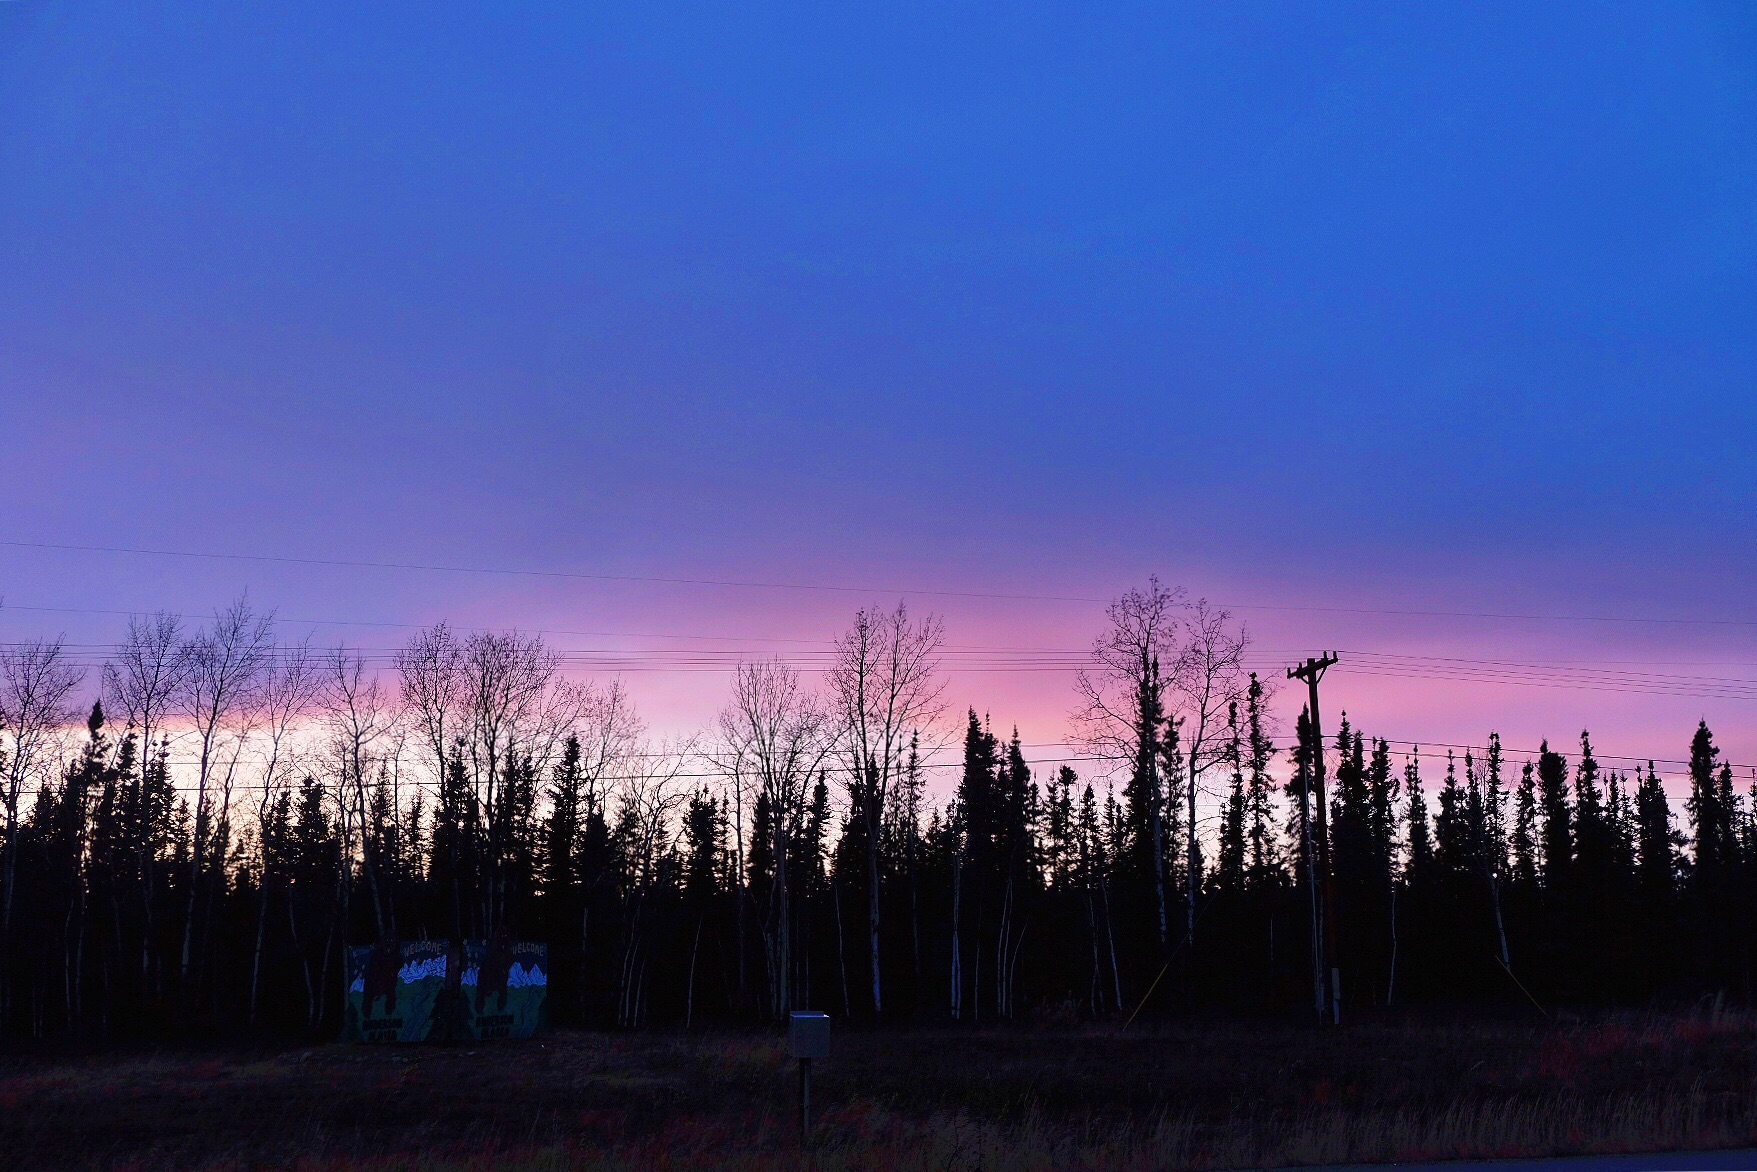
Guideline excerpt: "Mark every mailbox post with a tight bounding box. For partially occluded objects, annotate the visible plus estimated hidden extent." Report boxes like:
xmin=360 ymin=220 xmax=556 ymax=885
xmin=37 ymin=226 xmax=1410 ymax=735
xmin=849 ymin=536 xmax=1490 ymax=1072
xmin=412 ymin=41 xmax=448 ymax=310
xmin=788 ymin=1011 xmax=829 ymax=1145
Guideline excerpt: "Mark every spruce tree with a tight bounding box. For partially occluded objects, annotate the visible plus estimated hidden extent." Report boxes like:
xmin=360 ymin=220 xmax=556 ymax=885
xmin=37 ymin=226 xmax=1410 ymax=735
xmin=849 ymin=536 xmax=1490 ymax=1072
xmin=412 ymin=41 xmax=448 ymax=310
xmin=1537 ymin=742 xmax=1572 ymax=891
xmin=1215 ymin=702 xmax=1247 ymax=895
xmin=1482 ymin=734 xmax=1509 ymax=881
xmin=540 ymin=734 xmax=583 ymax=907
xmin=1434 ymin=752 xmax=1468 ymax=881
xmin=1632 ymin=761 xmax=1679 ymax=989
xmin=1686 ymin=722 xmax=1732 ymax=897
xmin=1573 ymin=731 xmax=1611 ymax=886
xmin=1368 ymin=738 xmax=1396 ymax=896
xmin=1512 ymin=761 xmax=1539 ymax=890
xmin=1243 ymin=674 xmax=1280 ymax=887
xmin=1404 ymin=755 xmax=1433 ymax=879
xmin=1121 ymin=658 xmax=1170 ymax=957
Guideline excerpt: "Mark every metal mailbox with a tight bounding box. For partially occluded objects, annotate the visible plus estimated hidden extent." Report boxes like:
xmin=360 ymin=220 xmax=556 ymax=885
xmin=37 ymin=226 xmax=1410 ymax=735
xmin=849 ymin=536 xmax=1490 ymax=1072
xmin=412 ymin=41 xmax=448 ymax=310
xmin=788 ymin=1011 xmax=830 ymax=1060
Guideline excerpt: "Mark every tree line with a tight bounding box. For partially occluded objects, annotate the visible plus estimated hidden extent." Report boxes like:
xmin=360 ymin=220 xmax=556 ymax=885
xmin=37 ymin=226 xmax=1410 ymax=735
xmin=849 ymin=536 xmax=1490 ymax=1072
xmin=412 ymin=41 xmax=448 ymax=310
xmin=0 ymin=582 xmax=1748 ymax=1039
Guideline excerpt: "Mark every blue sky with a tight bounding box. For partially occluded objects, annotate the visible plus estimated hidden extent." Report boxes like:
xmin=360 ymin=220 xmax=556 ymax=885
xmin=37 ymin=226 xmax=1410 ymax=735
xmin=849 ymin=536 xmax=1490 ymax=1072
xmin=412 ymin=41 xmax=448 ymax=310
xmin=2 ymin=2 xmax=1755 ymax=770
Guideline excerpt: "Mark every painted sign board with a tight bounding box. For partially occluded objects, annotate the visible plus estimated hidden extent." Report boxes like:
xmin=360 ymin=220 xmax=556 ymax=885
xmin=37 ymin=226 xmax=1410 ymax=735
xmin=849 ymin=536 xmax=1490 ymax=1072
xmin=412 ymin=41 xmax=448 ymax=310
xmin=457 ymin=939 xmax=548 ymax=1040
xmin=343 ymin=940 xmax=448 ymax=1042
xmin=343 ymin=939 xmax=548 ymax=1042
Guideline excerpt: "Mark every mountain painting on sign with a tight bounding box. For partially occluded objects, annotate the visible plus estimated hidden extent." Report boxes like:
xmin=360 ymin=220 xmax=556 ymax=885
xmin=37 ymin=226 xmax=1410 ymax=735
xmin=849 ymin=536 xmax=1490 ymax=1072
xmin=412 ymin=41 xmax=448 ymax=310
xmin=343 ymin=940 xmax=547 ymax=1042
xmin=343 ymin=940 xmax=449 ymax=1043
xmin=459 ymin=940 xmax=549 ymax=1040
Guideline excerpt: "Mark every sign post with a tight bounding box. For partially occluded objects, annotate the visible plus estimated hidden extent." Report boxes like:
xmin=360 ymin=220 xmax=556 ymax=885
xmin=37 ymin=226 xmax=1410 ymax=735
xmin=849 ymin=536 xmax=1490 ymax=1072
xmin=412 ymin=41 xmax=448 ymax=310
xmin=788 ymin=1011 xmax=829 ymax=1146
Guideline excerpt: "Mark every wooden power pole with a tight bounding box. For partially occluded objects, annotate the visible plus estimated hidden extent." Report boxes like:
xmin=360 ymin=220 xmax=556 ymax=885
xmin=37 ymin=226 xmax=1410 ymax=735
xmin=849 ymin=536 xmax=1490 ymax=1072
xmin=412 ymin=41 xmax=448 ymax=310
xmin=1289 ymin=653 xmax=1340 ymax=1024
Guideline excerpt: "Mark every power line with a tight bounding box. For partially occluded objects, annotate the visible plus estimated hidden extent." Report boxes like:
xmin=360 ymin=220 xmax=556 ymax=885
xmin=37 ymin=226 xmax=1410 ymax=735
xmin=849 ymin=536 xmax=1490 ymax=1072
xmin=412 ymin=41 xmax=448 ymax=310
xmin=1226 ymin=601 xmax=1757 ymax=628
xmin=12 ymin=603 xmax=1757 ymax=670
xmin=18 ymin=656 xmax=1757 ymax=696
xmin=8 ymin=538 xmax=1757 ymax=627
xmin=0 ymin=602 xmax=842 ymax=646
xmin=134 ymin=753 xmax=1116 ymax=793
xmin=0 ymin=540 xmax=1106 ymax=604
xmin=137 ymin=735 xmax=1754 ymax=786
xmin=6 ymin=624 xmax=1757 ymax=686
xmin=13 ymin=639 xmax=1757 ymax=699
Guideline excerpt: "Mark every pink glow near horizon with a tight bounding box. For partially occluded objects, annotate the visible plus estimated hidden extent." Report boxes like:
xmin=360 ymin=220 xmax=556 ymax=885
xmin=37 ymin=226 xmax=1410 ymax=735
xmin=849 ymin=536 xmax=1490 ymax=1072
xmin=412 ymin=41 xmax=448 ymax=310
xmin=2 ymin=551 xmax=1750 ymax=810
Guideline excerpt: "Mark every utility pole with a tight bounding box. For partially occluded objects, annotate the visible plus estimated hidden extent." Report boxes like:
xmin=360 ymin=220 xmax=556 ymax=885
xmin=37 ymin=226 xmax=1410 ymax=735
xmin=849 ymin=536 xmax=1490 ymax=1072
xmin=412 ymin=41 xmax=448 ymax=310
xmin=1295 ymin=740 xmax=1322 ymax=1022
xmin=1289 ymin=653 xmax=1340 ymax=1024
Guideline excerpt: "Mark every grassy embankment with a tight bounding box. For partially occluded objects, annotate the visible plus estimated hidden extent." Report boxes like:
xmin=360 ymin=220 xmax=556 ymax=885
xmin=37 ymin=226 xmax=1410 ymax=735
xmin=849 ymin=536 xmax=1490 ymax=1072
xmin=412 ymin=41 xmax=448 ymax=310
xmin=4 ymin=1012 xmax=1756 ymax=1169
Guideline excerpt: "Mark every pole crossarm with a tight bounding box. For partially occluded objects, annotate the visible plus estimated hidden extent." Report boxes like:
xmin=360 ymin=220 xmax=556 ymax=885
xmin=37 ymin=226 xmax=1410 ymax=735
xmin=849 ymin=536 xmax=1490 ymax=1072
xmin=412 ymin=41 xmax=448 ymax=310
xmin=1287 ymin=652 xmax=1339 ymax=686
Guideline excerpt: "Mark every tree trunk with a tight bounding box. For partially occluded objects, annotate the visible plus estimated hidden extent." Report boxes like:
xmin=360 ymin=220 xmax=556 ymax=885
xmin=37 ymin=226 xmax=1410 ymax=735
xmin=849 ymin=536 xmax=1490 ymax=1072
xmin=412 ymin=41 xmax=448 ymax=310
xmin=180 ymin=742 xmax=214 ymax=982
xmin=833 ymin=880 xmax=850 ymax=1019
xmin=1149 ymin=777 xmax=1169 ymax=957
xmin=685 ymin=915 xmax=703 ymax=1030
xmin=775 ymin=822 xmax=790 ymax=1018
xmin=1488 ymin=872 xmax=1510 ymax=969
xmin=1386 ymin=881 xmax=1398 ymax=1008
xmin=249 ymin=882 xmax=270 ymax=1027
xmin=1098 ymin=867 xmax=1123 ymax=1013
xmin=289 ymin=899 xmax=316 ymax=1032
xmin=909 ymin=853 xmax=921 ymax=1009
xmin=971 ymin=927 xmax=981 ymax=1025
xmin=865 ymin=812 xmax=882 ymax=1017
xmin=1083 ymin=887 xmax=1104 ymax=1013
xmin=731 ymin=782 xmax=747 ymax=1015
xmin=578 ymin=902 xmax=591 ymax=1024
xmin=1187 ymin=758 xmax=1199 ymax=950
xmin=1 ymin=813 xmax=18 ymax=1024
xmin=355 ymin=779 xmax=387 ymax=939
xmin=948 ymin=846 xmax=963 ymax=1020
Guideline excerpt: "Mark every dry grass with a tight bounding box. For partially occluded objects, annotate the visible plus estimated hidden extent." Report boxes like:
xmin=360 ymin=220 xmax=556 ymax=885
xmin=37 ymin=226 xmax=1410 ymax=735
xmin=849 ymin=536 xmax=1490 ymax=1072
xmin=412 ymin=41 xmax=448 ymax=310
xmin=4 ymin=1013 xmax=1755 ymax=1170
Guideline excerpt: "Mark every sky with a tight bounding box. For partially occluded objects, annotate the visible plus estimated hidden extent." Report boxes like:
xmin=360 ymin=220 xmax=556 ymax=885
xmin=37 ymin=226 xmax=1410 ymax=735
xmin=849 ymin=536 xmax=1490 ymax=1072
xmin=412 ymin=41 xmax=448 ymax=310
xmin=1 ymin=2 xmax=1755 ymax=792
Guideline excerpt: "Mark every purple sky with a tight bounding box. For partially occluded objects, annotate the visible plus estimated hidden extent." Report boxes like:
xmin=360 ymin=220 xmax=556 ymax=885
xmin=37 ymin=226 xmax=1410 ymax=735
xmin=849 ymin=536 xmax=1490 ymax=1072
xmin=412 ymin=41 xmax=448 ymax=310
xmin=2 ymin=2 xmax=1754 ymax=791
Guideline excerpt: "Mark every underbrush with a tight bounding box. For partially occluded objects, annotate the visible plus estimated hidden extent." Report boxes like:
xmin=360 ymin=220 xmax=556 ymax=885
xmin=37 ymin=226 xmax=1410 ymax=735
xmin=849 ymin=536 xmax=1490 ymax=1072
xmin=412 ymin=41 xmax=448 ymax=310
xmin=7 ymin=1012 xmax=1757 ymax=1170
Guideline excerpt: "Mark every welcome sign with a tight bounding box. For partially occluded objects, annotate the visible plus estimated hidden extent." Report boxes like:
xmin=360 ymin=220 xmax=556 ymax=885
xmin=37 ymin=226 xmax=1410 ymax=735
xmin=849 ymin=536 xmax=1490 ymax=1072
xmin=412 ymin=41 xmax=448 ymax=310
xmin=458 ymin=939 xmax=549 ymax=1040
xmin=343 ymin=940 xmax=547 ymax=1042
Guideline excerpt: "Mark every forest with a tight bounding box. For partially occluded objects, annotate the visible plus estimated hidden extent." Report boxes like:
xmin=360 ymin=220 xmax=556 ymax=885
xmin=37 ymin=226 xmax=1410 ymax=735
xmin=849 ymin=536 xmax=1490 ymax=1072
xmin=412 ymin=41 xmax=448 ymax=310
xmin=0 ymin=580 xmax=1749 ymax=1041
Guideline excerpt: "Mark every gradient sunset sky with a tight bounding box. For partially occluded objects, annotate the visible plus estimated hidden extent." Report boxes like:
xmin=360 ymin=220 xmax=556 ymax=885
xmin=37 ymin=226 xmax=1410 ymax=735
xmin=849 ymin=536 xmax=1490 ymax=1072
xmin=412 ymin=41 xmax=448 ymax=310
xmin=2 ymin=3 xmax=1754 ymax=791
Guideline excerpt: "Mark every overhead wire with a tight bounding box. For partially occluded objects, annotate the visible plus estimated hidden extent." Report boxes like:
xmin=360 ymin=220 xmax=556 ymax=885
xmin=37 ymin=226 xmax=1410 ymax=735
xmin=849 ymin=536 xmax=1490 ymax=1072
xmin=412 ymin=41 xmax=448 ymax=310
xmin=12 ymin=635 xmax=1757 ymax=702
xmin=8 ymin=553 xmax=1756 ymax=789
xmin=7 ymin=538 xmax=1757 ymax=626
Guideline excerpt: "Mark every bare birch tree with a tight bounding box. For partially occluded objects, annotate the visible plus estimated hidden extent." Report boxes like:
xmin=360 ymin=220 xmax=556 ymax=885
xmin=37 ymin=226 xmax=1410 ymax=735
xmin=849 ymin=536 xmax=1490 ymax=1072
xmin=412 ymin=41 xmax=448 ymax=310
xmin=248 ymin=640 xmax=320 ymax=1024
xmin=567 ymin=678 xmax=641 ymax=995
xmin=396 ymin=622 xmax=467 ymax=786
xmin=320 ymin=648 xmax=398 ymax=937
xmin=827 ymin=603 xmax=945 ymax=1017
xmin=1072 ymin=577 xmax=1184 ymax=956
xmin=0 ymin=636 xmax=85 ymax=1013
xmin=102 ymin=614 xmax=190 ymax=1000
xmin=177 ymin=596 xmax=275 ymax=979
xmin=104 ymin=613 xmax=189 ymax=762
xmin=715 ymin=658 xmax=828 ymax=1018
xmin=612 ymin=736 xmax=694 ymax=1026
xmin=399 ymin=627 xmax=593 ymax=935
xmin=572 ymin=679 xmax=642 ymax=814
xmin=1168 ymin=599 xmax=1251 ymax=953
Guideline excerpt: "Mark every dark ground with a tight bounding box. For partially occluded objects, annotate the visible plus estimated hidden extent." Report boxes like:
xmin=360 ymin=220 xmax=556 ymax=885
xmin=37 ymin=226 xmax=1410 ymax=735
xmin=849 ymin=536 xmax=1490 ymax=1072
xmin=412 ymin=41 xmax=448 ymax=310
xmin=4 ymin=1012 xmax=1757 ymax=1169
